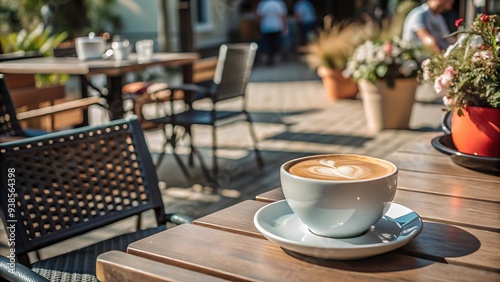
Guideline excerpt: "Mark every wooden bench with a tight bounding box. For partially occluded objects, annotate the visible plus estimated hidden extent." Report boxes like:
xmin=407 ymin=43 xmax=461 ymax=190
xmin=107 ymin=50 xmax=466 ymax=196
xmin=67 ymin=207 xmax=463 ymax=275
xmin=4 ymin=73 xmax=105 ymax=131
xmin=192 ymin=57 xmax=218 ymax=83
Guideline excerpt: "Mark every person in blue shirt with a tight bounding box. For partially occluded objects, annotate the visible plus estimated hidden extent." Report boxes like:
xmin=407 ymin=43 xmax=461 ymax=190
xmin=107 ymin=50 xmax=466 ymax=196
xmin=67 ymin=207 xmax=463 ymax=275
xmin=256 ymin=0 xmax=288 ymax=66
xmin=294 ymin=0 xmax=317 ymax=46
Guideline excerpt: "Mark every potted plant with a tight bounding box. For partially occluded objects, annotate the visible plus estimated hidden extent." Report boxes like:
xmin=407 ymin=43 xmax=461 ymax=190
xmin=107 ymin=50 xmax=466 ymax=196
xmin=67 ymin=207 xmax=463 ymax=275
xmin=304 ymin=21 xmax=374 ymax=101
xmin=421 ymin=14 xmax=500 ymax=158
xmin=343 ymin=36 xmax=428 ymax=132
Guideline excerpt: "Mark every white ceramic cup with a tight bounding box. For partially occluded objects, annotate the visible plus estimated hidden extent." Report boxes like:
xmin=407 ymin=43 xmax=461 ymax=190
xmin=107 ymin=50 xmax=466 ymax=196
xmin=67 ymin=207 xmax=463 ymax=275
xmin=75 ymin=36 xmax=106 ymax=61
xmin=111 ymin=40 xmax=131 ymax=61
xmin=135 ymin=39 xmax=154 ymax=62
xmin=280 ymin=154 xmax=398 ymax=238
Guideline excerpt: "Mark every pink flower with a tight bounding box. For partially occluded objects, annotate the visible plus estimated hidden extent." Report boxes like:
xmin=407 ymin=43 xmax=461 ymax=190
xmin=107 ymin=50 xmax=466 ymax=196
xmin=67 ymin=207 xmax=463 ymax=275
xmin=443 ymin=66 xmax=455 ymax=78
xmin=384 ymin=42 xmax=392 ymax=55
xmin=472 ymin=50 xmax=494 ymax=62
xmin=455 ymin=18 xmax=464 ymax=27
xmin=481 ymin=14 xmax=489 ymax=22
xmin=434 ymin=66 xmax=455 ymax=94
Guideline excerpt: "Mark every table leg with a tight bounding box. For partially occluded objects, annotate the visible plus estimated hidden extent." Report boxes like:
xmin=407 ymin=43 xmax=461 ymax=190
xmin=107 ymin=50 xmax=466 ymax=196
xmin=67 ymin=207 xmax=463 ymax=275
xmin=107 ymin=75 xmax=125 ymax=120
xmin=79 ymin=75 xmax=90 ymax=126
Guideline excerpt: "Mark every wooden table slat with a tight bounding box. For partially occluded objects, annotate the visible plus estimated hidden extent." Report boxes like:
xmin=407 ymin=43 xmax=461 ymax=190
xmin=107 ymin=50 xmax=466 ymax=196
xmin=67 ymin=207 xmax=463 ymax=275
xmin=96 ymin=250 xmax=228 ymax=282
xmin=193 ymin=200 xmax=267 ymax=239
xmin=195 ymin=200 xmax=500 ymax=272
xmin=128 ymin=224 xmax=500 ymax=281
xmin=394 ymin=190 xmax=500 ymax=232
xmin=397 ymin=170 xmax=500 ymax=203
xmin=255 ymin=188 xmax=284 ymax=203
xmin=395 ymin=132 xmax=443 ymax=155
xmin=387 ymin=152 xmax=500 ymax=181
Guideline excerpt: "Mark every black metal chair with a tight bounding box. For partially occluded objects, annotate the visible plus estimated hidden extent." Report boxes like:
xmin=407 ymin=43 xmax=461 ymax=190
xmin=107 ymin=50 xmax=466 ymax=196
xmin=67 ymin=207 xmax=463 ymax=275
xmin=0 ymin=116 xmax=192 ymax=282
xmin=147 ymin=43 xmax=263 ymax=188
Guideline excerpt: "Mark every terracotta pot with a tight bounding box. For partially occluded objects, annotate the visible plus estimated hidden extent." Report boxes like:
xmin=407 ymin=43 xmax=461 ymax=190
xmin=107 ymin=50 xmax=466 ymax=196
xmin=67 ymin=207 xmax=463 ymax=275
xmin=358 ymin=78 xmax=418 ymax=132
xmin=317 ymin=67 xmax=358 ymax=102
xmin=451 ymin=106 xmax=500 ymax=158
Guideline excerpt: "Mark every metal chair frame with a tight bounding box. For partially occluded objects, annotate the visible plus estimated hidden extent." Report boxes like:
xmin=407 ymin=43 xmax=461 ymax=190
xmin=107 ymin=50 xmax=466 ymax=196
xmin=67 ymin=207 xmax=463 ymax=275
xmin=148 ymin=43 xmax=263 ymax=190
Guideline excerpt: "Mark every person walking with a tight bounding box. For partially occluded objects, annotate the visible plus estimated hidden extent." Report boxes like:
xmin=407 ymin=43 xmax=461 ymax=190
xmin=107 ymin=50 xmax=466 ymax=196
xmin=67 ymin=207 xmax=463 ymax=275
xmin=294 ymin=0 xmax=317 ymax=47
xmin=402 ymin=0 xmax=455 ymax=53
xmin=256 ymin=0 xmax=288 ymax=66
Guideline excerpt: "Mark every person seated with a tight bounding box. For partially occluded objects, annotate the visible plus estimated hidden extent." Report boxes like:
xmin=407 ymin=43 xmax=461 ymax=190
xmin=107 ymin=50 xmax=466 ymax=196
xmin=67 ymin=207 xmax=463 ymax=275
xmin=402 ymin=0 xmax=455 ymax=53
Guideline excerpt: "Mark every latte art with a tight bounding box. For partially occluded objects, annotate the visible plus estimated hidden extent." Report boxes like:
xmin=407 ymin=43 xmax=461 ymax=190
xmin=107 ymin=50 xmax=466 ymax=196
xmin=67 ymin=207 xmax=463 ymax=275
xmin=311 ymin=159 xmax=369 ymax=179
xmin=288 ymin=155 xmax=395 ymax=181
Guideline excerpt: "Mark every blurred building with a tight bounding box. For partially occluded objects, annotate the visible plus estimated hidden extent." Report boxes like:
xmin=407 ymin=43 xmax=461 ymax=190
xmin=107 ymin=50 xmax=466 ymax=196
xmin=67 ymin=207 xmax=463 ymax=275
xmin=107 ymin=0 xmax=492 ymax=54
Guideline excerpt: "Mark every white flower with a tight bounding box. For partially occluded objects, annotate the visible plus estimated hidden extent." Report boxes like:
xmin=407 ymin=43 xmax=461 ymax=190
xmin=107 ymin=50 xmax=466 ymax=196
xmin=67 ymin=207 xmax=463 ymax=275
xmin=399 ymin=60 xmax=418 ymax=77
xmin=421 ymin=58 xmax=431 ymax=80
xmin=470 ymin=35 xmax=484 ymax=49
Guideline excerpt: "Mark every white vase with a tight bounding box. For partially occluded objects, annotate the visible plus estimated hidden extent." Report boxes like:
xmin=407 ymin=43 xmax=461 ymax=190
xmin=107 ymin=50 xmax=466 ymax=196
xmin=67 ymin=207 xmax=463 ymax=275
xmin=358 ymin=78 xmax=418 ymax=132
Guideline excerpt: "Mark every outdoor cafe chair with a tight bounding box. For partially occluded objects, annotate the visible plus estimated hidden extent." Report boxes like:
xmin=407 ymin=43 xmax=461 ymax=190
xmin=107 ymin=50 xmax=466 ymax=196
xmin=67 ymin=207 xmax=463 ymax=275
xmin=146 ymin=43 xmax=263 ymax=188
xmin=0 ymin=116 xmax=192 ymax=282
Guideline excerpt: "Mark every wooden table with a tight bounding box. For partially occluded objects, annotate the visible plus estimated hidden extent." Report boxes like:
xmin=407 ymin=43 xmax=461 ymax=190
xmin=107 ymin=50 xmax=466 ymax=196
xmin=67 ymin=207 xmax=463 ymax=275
xmin=96 ymin=132 xmax=500 ymax=281
xmin=0 ymin=52 xmax=199 ymax=119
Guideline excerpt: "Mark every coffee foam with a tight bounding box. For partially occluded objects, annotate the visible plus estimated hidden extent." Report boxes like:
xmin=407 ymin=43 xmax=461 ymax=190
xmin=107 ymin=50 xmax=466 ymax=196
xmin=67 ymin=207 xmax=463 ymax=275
xmin=287 ymin=155 xmax=395 ymax=181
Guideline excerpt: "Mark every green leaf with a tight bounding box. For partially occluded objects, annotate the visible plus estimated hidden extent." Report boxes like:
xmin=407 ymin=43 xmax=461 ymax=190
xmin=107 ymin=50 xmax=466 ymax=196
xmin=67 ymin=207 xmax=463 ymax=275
xmin=15 ymin=29 xmax=27 ymax=49
xmin=376 ymin=64 xmax=388 ymax=77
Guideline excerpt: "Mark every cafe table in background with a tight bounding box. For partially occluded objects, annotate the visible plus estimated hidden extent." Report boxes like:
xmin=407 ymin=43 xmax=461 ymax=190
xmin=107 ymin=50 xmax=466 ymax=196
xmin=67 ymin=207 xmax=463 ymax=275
xmin=0 ymin=52 xmax=199 ymax=120
xmin=96 ymin=132 xmax=500 ymax=281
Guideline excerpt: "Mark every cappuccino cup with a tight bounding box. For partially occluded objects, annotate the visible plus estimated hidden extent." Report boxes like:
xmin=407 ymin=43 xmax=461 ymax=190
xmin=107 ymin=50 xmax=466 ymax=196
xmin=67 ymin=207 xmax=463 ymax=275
xmin=280 ymin=154 xmax=398 ymax=238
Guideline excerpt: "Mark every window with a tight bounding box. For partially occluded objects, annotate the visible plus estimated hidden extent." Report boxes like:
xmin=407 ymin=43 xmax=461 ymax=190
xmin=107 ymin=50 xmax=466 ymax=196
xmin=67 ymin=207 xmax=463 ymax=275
xmin=193 ymin=0 xmax=213 ymax=32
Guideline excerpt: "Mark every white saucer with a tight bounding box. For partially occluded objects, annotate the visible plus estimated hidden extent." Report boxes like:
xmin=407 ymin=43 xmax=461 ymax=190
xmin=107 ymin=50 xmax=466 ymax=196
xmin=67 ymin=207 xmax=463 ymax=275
xmin=254 ymin=200 xmax=423 ymax=260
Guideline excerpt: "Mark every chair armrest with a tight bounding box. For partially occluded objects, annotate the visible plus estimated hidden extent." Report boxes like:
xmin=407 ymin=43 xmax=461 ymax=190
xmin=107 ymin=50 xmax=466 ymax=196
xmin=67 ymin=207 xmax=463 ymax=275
xmin=0 ymin=255 xmax=49 ymax=282
xmin=149 ymin=83 xmax=210 ymax=96
xmin=0 ymin=136 xmax=25 ymax=143
xmin=16 ymin=97 xmax=107 ymax=121
xmin=165 ymin=213 xmax=194 ymax=225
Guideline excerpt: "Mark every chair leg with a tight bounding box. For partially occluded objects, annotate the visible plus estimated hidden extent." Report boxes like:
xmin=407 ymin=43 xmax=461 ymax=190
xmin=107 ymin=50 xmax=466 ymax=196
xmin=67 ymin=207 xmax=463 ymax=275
xmin=157 ymin=125 xmax=191 ymax=180
xmin=246 ymin=113 xmax=264 ymax=168
xmin=155 ymin=126 xmax=170 ymax=168
xmin=193 ymin=148 xmax=217 ymax=191
xmin=186 ymin=126 xmax=195 ymax=167
xmin=136 ymin=214 xmax=142 ymax=229
xmin=212 ymin=125 xmax=218 ymax=175
xmin=172 ymin=126 xmax=192 ymax=180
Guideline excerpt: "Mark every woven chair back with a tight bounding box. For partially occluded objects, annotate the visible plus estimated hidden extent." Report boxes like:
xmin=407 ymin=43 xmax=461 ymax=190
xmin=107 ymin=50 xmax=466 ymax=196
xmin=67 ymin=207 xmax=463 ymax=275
xmin=0 ymin=117 xmax=165 ymax=259
xmin=212 ymin=43 xmax=257 ymax=102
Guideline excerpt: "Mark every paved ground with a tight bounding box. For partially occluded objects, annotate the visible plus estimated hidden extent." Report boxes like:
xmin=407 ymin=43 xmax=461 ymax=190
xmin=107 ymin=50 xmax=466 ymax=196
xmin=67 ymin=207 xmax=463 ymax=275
xmin=0 ymin=57 xmax=446 ymax=263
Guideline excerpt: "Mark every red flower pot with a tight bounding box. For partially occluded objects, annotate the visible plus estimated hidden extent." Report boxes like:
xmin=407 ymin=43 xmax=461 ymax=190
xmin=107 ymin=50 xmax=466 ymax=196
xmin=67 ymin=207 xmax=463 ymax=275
xmin=451 ymin=106 xmax=500 ymax=158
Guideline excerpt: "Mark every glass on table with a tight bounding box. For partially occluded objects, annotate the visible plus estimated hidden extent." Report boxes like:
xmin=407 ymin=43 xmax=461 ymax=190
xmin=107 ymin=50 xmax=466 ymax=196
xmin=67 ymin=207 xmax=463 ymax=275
xmin=136 ymin=40 xmax=154 ymax=62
